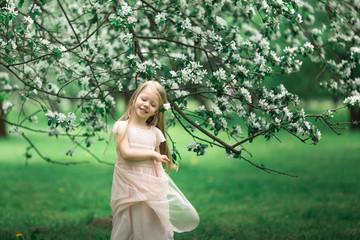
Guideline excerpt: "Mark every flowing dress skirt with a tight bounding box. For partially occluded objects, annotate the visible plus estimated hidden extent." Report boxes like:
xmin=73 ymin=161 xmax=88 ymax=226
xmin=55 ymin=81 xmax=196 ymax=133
xmin=110 ymin=161 xmax=199 ymax=240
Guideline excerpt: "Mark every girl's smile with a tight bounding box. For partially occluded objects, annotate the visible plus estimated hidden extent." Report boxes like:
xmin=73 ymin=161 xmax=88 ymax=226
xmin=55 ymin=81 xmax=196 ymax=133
xmin=134 ymin=86 xmax=160 ymax=121
xmin=139 ymin=107 xmax=148 ymax=114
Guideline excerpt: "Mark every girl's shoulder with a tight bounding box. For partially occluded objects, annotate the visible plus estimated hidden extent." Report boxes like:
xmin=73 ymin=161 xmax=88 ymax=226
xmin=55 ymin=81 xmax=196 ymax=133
xmin=152 ymin=126 xmax=166 ymax=143
xmin=112 ymin=120 xmax=128 ymax=135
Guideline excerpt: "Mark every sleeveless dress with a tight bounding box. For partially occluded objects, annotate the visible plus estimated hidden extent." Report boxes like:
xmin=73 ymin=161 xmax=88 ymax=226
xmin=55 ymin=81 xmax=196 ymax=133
xmin=110 ymin=121 xmax=199 ymax=240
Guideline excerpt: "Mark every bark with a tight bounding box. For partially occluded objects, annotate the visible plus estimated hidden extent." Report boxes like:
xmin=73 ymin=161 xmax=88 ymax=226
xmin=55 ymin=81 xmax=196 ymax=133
xmin=350 ymin=107 xmax=360 ymax=130
xmin=0 ymin=100 xmax=7 ymax=137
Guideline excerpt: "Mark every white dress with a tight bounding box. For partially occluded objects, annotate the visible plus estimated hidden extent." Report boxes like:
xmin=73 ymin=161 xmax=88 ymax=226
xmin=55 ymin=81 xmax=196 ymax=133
xmin=110 ymin=121 xmax=199 ymax=240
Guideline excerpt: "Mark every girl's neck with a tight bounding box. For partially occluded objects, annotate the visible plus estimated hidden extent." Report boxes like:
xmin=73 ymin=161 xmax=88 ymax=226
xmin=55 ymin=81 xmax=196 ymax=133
xmin=130 ymin=115 xmax=150 ymax=130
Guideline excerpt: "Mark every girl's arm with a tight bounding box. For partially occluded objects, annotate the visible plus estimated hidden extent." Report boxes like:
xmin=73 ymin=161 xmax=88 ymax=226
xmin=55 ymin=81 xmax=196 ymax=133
xmin=117 ymin=134 xmax=169 ymax=163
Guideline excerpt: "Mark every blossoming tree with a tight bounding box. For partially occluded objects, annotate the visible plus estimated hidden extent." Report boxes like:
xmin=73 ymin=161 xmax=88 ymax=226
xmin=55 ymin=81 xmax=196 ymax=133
xmin=1 ymin=0 xmax=359 ymax=176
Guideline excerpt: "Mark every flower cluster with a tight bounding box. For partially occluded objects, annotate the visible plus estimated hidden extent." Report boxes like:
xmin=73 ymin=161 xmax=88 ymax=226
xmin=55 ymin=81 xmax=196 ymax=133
xmin=344 ymin=93 xmax=360 ymax=107
xmin=1 ymin=0 xmax=357 ymax=166
xmin=186 ymin=141 xmax=208 ymax=156
xmin=45 ymin=110 xmax=77 ymax=134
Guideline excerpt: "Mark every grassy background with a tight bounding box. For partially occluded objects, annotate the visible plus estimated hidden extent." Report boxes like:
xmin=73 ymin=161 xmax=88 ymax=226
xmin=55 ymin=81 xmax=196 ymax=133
xmin=0 ymin=102 xmax=360 ymax=240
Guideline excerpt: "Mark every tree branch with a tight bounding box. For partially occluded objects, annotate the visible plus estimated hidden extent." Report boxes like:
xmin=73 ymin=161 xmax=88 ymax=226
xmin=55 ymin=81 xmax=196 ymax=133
xmin=22 ymin=133 xmax=89 ymax=165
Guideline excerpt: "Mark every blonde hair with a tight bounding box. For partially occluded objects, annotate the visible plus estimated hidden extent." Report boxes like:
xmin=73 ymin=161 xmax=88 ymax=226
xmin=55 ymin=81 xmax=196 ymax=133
xmin=116 ymin=81 xmax=177 ymax=173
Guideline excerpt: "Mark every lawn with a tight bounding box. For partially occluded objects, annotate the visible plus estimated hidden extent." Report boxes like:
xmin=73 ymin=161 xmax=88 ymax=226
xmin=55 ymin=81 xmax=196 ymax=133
xmin=0 ymin=103 xmax=360 ymax=240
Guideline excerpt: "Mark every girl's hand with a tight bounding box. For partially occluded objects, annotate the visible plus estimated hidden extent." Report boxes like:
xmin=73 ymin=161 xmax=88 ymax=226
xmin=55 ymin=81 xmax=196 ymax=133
xmin=153 ymin=152 xmax=170 ymax=163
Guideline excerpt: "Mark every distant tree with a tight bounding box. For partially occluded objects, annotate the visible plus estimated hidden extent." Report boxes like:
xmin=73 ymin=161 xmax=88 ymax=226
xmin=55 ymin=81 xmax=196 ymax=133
xmin=0 ymin=0 xmax=359 ymax=175
xmin=0 ymin=100 xmax=6 ymax=137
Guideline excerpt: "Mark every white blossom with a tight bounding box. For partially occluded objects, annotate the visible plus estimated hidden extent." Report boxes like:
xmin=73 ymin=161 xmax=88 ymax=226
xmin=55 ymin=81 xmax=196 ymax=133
xmin=196 ymin=105 xmax=206 ymax=112
xmin=213 ymin=68 xmax=226 ymax=80
xmin=105 ymin=94 xmax=115 ymax=107
xmin=40 ymin=38 xmax=50 ymax=46
xmin=163 ymin=103 xmax=171 ymax=110
xmin=3 ymin=0 xmax=18 ymax=15
xmin=240 ymin=87 xmax=252 ymax=103
xmin=215 ymin=16 xmax=227 ymax=28
xmin=304 ymin=121 xmax=311 ymax=130
xmin=127 ymin=16 xmax=137 ymax=24
xmin=283 ymin=46 xmax=298 ymax=56
xmin=2 ymin=101 xmax=13 ymax=115
xmin=48 ymin=127 xmax=61 ymax=136
xmin=301 ymin=42 xmax=314 ymax=55
xmin=211 ymin=105 xmax=222 ymax=115
xmin=169 ymin=71 xmax=177 ymax=77
xmin=78 ymin=90 xmax=89 ymax=98
xmin=235 ymin=125 xmax=242 ymax=137
xmin=270 ymin=51 xmax=281 ymax=63
xmin=274 ymin=117 xmax=281 ymax=126
xmin=29 ymin=116 xmax=39 ymax=124
xmin=170 ymin=52 xmax=187 ymax=60
xmin=259 ymin=39 xmax=270 ymax=55
xmin=120 ymin=2 xmax=132 ymax=16
xmin=67 ymin=112 xmax=76 ymax=122
xmin=127 ymin=54 xmax=137 ymax=60
xmin=219 ymin=117 xmax=227 ymax=129
xmin=344 ymin=94 xmax=360 ymax=107
xmin=245 ymin=6 xmax=256 ymax=18
xmin=65 ymin=148 xmax=75 ymax=155
xmin=10 ymin=40 xmax=17 ymax=50
xmin=283 ymin=107 xmax=293 ymax=120
xmin=181 ymin=18 xmax=192 ymax=30
xmin=56 ymin=113 xmax=67 ymax=123
xmin=45 ymin=110 xmax=56 ymax=119
xmin=315 ymin=129 xmax=321 ymax=141
xmin=192 ymin=26 xmax=202 ymax=35
xmin=9 ymin=125 xmax=22 ymax=136
xmin=259 ymin=99 xmax=269 ymax=110
xmin=351 ymin=46 xmax=360 ymax=61
xmin=208 ymin=118 xmax=215 ymax=128
xmin=237 ymin=65 xmax=249 ymax=76
xmin=60 ymin=45 xmax=67 ymax=52
xmin=121 ymin=32 xmax=133 ymax=45
xmin=80 ymin=76 xmax=90 ymax=87
xmin=86 ymin=137 xmax=94 ymax=145
xmin=24 ymin=16 xmax=34 ymax=25
xmin=155 ymin=12 xmax=168 ymax=25
xmin=297 ymin=126 xmax=304 ymax=135
xmin=186 ymin=140 xmax=199 ymax=151
xmin=299 ymin=108 xmax=306 ymax=119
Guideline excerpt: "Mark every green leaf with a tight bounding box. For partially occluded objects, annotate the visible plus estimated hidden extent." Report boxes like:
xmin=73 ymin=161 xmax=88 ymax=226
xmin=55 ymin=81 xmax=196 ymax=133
xmin=26 ymin=152 xmax=32 ymax=159
xmin=18 ymin=0 xmax=24 ymax=8
xmin=54 ymin=51 xmax=62 ymax=60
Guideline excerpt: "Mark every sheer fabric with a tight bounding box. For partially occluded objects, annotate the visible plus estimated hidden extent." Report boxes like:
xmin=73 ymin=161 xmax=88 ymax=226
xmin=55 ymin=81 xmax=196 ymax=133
xmin=110 ymin=121 xmax=199 ymax=240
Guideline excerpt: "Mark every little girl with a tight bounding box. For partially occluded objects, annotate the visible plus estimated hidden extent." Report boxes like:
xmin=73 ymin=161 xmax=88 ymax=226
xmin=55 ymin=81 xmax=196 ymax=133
xmin=110 ymin=81 xmax=199 ymax=240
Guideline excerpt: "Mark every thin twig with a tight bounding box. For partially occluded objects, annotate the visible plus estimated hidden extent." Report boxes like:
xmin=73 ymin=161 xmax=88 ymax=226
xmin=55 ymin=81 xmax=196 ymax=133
xmin=21 ymin=133 xmax=89 ymax=165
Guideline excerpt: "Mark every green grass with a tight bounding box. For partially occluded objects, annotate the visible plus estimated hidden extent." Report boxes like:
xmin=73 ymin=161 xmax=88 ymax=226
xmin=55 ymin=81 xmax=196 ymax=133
xmin=0 ymin=104 xmax=360 ymax=239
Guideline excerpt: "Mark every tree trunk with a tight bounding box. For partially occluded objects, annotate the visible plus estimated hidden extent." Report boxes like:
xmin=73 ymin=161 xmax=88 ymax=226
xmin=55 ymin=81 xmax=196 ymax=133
xmin=350 ymin=107 xmax=360 ymax=130
xmin=0 ymin=100 xmax=7 ymax=137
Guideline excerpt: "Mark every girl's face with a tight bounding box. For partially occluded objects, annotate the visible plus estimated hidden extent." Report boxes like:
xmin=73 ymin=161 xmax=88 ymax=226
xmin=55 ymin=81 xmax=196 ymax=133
xmin=133 ymin=86 xmax=160 ymax=121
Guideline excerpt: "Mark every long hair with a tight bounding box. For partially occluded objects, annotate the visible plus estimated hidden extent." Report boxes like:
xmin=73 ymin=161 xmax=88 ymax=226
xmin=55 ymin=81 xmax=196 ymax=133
xmin=115 ymin=81 xmax=177 ymax=173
